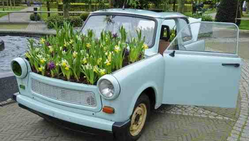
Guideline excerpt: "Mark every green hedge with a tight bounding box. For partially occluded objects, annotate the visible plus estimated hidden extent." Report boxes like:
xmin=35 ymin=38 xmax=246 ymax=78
xmin=154 ymin=4 xmax=212 ymax=12
xmin=58 ymin=3 xmax=109 ymax=11
xmin=56 ymin=3 xmax=212 ymax=12
xmin=30 ymin=14 xmax=41 ymax=21
xmin=190 ymin=15 xmax=213 ymax=21
xmin=46 ymin=15 xmax=83 ymax=29
xmin=80 ymin=12 xmax=90 ymax=21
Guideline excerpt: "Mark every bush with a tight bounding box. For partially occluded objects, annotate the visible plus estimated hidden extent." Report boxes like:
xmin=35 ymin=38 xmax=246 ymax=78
xmin=46 ymin=16 xmax=64 ymax=29
xmin=69 ymin=16 xmax=83 ymax=27
xmin=46 ymin=15 xmax=83 ymax=29
xmin=30 ymin=13 xmax=41 ymax=21
xmin=58 ymin=3 xmax=109 ymax=11
xmin=201 ymin=15 xmax=213 ymax=21
xmin=188 ymin=14 xmax=213 ymax=21
xmin=80 ymin=12 xmax=90 ymax=21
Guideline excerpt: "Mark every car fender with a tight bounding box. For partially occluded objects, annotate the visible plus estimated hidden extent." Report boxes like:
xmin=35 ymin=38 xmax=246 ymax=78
xmin=127 ymin=81 xmax=160 ymax=118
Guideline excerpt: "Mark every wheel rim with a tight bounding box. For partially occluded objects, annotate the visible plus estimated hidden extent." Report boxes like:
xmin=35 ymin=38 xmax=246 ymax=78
xmin=130 ymin=103 xmax=147 ymax=137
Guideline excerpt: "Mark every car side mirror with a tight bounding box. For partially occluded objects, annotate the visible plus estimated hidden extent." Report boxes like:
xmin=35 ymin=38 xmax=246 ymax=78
xmin=160 ymin=25 xmax=170 ymax=41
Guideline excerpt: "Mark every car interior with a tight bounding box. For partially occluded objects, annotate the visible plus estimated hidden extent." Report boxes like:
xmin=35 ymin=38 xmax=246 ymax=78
xmin=159 ymin=25 xmax=171 ymax=55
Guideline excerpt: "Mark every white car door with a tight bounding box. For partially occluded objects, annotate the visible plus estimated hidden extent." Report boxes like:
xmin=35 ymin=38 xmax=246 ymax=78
xmin=162 ymin=21 xmax=241 ymax=108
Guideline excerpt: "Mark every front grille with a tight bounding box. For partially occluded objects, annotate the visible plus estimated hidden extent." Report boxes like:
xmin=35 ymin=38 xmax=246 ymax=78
xmin=31 ymin=79 xmax=97 ymax=107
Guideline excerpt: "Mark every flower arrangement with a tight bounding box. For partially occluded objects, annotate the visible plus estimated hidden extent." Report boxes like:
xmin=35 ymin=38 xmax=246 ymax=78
xmin=25 ymin=23 xmax=148 ymax=85
xmin=169 ymin=29 xmax=176 ymax=42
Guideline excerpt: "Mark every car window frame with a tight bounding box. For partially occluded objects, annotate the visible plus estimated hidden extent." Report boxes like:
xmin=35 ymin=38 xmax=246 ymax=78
xmin=165 ymin=21 xmax=240 ymax=56
xmin=176 ymin=18 xmax=193 ymax=45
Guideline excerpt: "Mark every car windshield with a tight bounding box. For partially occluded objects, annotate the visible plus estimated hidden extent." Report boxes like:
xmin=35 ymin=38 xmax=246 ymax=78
xmin=81 ymin=15 xmax=156 ymax=47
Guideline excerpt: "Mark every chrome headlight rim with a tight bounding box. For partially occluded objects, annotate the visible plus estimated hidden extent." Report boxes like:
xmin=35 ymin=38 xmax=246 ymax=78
xmin=97 ymin=75 xmax=120 ymax=100
xmin=11 ymin=57 xmax=28 ymax=79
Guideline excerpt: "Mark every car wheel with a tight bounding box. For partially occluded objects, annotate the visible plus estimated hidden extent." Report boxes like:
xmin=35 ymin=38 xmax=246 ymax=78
xmin=114 ymin=94 xmax=150 ymax=141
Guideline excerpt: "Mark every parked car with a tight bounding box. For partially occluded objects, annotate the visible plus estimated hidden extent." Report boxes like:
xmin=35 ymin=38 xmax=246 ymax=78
xmin=11 ymin=9 xmax=242 ymax=141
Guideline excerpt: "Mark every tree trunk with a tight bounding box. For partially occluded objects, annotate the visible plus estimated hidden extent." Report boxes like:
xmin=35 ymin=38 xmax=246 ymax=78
xmin=177 ymin=0 xmax=185 ymax=13
xmin=56 ymin=0 xmax=59 ymax=8
xmin=247 ymin=2 xmax=249 ymax=14
xmin=6 ymin=0 xmax=9 ymax=10
xmin=88 ymin=0 xmax=92 ymax=11
xmin=13 ymin=0 xmax=15 ymax=8
xmin=47 ymin=1 xmax=50 ymax=17
xmin=216 ymin=0 xmax=241 ymax=26
xmin=173 ymin=0 xmax=176 ymax=11
xmin=2 ymin=0 xmax=5 ymax=11
xmin=10 ymin=0 xmax=12 ymax=9
xmin=109 ymin=0 xmax=113 ymax=8
xmin=63 ymin=2 xmax=70 ymax=18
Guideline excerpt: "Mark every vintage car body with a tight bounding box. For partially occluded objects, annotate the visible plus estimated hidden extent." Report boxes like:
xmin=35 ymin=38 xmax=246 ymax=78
xmin=12 ymin=9 xmax=242 ymax=140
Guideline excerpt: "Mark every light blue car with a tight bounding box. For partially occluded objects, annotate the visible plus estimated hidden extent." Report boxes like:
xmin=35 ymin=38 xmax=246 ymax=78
xmin=11 ymin=9 xmax=241 ymax=141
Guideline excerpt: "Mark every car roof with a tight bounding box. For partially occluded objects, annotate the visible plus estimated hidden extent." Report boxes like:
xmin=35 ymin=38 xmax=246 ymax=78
xmin=92 ymin=8 xmax=187 ymax=19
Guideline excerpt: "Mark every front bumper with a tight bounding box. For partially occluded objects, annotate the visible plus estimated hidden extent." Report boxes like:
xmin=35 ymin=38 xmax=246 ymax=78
xmin=14 ymin=94 xmax=130 ymax=135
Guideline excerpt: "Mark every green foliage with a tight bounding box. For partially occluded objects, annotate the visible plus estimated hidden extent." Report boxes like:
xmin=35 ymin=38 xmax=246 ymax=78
xmin=58 ymin=2 xmax=109 ymax=12
xmin=46 ymin=16 xmax=64 ymax=29
xmin=26 ymin=23 xmax=147 ymax=85
xmin=46 ymin=15 xmax=83 ymax=29
xmin=30 ymin=14 xmax=41 ymax=21
xmin=69 ymin=16 xmax=83 ymax=27
xmin=200 ymin=15 xmax=213 ymax=21
xmin=80 ymin=12 xmax=90 ymax=21
xmin=169 ymin=29 xmax=176 ymax=42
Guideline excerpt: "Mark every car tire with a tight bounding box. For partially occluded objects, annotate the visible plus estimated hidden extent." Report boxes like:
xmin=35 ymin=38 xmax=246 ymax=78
xmin=114 ymin=94 xmax=150 ymax=141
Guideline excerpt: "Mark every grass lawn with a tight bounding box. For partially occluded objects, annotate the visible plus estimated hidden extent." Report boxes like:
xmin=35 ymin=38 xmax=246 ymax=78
xmin=39 ymin=7 xmax=59 ymax=21
xmin=239 ymin=20 xmax=249 ymax=30
xmin=0 ymin=23 xmax=28 ymax=29
xmin=0 ymin=6 xmax=27 ymax=18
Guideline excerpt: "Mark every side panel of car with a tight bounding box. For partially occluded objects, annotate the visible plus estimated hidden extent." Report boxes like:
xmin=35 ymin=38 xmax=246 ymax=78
xmin=101 ymin=54 xmax=165 ymax=122
xmin=163 ymin=51 xmax=241 ymax=108
xmin=162 ymin=22 xmax=241 ymax=108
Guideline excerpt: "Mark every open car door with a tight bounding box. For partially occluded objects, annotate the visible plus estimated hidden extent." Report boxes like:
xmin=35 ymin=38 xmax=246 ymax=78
xmin=162 ymin=22 xmax=241 ymax=108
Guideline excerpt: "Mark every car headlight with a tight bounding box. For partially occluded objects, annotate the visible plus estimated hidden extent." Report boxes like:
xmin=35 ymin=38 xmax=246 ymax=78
xmin=11 ymin=58 xmax=28 ymax=79
xmin=98 ymin=75 xmax=120 ymax=100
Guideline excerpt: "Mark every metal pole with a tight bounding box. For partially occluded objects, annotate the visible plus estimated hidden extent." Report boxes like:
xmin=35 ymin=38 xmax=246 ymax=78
xmin=8 ymin=12 xmax=10 ymax=22
xmin=235 ymin=0 xmax=239 ymax=24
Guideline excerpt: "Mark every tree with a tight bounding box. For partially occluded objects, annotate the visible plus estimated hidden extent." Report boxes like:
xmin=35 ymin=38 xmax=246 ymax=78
xmin=45 ymin=0 xmax=51 ymax=17
xmin=215 ymin=0 xmax=241 ymax=25
xmin=2 ymin=0 xmax=5 ymax=11
xmin=9 ymin=0 xmax=13 ymax=9
xmin=173 ymin=0 xmax=177 ymax=11
xmin=177 ymin=0 xmax=186 ymax=13
xmin=246 ymin=0 xmax=249 ymax=14
xmin=62 ymin=0 xmax=75 ymax=18
xmin=112 ymin=0 xmax=154 ymax=9
xmin=109 ymin=0 xmax=113 ymax=8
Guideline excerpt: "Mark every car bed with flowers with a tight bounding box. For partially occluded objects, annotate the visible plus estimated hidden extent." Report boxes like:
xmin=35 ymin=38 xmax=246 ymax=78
xmin=11 ymin=9 xmax=242 ymax=141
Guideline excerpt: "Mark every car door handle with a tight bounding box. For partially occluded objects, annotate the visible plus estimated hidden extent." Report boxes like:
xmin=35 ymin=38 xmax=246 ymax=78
xmin=222 ymin=63 xmax=240 ymax=68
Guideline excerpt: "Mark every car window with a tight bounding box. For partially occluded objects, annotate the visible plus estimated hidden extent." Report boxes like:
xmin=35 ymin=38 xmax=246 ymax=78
xmin=162 ymin=19 xmax=176 ymax=30
xmin=81 ymin=15 xmax=156 ymax=47
xmin=178 ymin=19 xmax=192 ymax=43
xmin=167 ymin=22 xmax=239 ymax=54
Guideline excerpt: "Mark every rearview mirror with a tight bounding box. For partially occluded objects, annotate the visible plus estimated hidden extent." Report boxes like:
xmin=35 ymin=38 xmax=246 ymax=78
xmin=160 ymin=25 xmax=170 ymax=41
